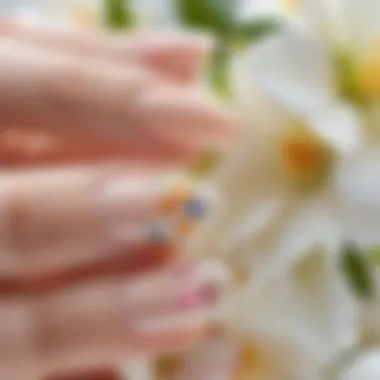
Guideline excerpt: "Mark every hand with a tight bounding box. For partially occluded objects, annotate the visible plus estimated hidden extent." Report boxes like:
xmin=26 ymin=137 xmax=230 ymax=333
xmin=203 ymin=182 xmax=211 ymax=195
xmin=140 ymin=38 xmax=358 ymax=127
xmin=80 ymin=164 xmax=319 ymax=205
xmin=0 ymin=22 xmax=236 ymax=166
xmin=0 ymin=23 xmax=235 ymax=380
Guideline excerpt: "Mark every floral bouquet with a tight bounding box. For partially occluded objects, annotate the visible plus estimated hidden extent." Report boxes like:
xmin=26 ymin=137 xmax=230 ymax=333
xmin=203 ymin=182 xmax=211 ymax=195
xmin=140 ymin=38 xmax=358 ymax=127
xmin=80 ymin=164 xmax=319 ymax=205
xmin=6 ymin=0 xmax=380 ymax=379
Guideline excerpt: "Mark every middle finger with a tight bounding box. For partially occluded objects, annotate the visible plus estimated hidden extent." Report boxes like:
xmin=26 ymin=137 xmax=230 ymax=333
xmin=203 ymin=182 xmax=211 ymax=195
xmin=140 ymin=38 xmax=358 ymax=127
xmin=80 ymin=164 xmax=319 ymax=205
xmin=1 ymin=22 xmax=212 ymax=83
xmin=0 ymin=169 xmax=215 ymax=292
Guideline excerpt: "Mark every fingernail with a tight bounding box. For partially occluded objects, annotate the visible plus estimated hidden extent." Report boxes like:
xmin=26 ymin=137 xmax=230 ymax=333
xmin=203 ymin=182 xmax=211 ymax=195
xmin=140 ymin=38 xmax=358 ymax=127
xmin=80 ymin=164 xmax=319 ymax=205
xmin=176 ymin=259 xmax=231 ymax=309
xmin=136 ymin=89 xmax=237 ymax=138
xmin=148 ymin=219 xmax=174 ymax=242
xmin=110 ymin=219 xmax=174 ymax=245
xmin=135 ymin=260 xmax=230 ymax=336
xmin=99 ymin=175 xmax=217 ymax=244
xmin=155 ymin=175 xmax=218 ymax=218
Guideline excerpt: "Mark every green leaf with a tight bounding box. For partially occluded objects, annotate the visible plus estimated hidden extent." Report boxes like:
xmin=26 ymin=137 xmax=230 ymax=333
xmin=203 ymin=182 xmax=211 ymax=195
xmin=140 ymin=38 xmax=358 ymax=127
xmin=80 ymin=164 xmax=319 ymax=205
xmin=333 ymin=49 xmax=365 ymax=105
xmin=370 ymin=247 xmax=380 ymax=264
xmin=176 ymin=0 xmax=235 ymax=37
xmin=103 ymin=0 xmax=134 ymax=30
xmin=340 ymin=243 xmax=374 ymax=300
xmin=207 ymin=47 xmax=232 ymax=99
xmin=230 ymin=18 xmax=282 ymax=49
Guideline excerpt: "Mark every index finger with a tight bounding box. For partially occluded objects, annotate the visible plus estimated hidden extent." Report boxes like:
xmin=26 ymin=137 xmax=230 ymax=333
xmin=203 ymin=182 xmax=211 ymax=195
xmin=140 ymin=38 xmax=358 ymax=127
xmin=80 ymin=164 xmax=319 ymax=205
xmin=1 ymin=22 xmax=212 ymax=83
xmin=0 ymin=39 xmax=236 ymax=148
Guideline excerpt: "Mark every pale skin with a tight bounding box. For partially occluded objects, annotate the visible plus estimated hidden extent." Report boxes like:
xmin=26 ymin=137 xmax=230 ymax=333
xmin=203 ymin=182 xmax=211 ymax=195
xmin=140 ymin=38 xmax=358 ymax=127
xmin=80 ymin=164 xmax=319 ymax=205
xmin=0 ymin=23 xmax=236 ymax=380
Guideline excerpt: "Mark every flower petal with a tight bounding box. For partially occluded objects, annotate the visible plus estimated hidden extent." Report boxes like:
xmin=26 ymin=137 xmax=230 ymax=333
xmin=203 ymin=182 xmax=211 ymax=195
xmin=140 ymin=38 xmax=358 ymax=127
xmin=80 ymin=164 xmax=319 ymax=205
xmin=189 ymin=129 xmax=290 ymax=277
xmin=334 ymin=146 xmax=380 ymax=246
xmin=239 ymin=196 xmax=335 ymax=286
xmin=301 ymin=0 xmax=350 ymax=47
xmin=340 ymin=0 xmax=380 ymax=54
xmin=124 ymin=359 xmax=155 ymax=380
xmin=236 ymin=25 xmax=335 ymax=118
xmin=225 ymin=253 xmax=355 ymax=380
xmin=168 ymin=333 xmax=239 ymax=380
xmin=309 ymin=102 xmax=364 ymax=153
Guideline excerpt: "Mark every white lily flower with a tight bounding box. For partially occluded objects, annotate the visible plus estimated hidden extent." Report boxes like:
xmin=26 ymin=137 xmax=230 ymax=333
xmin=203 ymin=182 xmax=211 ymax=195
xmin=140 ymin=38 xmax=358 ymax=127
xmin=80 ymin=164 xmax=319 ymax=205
xmin=177 ymin=1 xmax=380 ymax=378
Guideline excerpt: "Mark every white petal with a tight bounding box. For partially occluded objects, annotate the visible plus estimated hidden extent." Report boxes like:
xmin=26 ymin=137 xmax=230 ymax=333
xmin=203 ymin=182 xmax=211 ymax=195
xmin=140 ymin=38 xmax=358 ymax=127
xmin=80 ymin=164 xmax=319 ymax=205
xmin=302 ymin=0 xmax=380 ymax=53
xmin=334 ymin=146 xmax=380 ymax=246
xmin=189 ymin=120 xmax=289 ymax=263
xmin=301 ymin=0 xmax=351 ymax=47
xmin=340 ymin=0 xmax=380 ymax=54
xmin=237 ymin=25 xmax=335 ymax=118
xmin=170 ymin=335 xmax=239 ymax=380
xmin=124 ymin=358 xmax=155 ymax=380
xmin=241 ymin=196 xmax=335 ymax=289
xmin=340 ymin=350 xmax=380 ymax=380
xmin=229 ymin=262 xmax=354 ymax=380
xmin=309 ymin=102 xmax=364 ymax=153
xmin=291 ymin=241 xmax=356 ymax=358
xmin=228 ymin=242 xmax=355 ymax=374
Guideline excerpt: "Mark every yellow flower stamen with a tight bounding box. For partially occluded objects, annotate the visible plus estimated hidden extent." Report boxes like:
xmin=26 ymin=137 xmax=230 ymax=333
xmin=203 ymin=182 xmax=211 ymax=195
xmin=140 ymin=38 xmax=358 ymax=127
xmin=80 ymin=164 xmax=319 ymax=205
xmin=71 ymin=5 xmax=96 ymax=27
xmin=283 ymin=0 xmax=300 ymax=12
xmin=233 ymin=343 xmax=267 ymax=380
xmin=356 ymin=39 xmax=380 ymax=100
xmin=280 ymin=124 xmax=333 ymax=189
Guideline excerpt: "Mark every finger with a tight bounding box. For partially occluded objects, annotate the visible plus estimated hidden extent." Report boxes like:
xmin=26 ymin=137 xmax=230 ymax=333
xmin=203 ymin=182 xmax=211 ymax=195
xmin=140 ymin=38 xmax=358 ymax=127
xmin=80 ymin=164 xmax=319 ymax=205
xmin=1 ymin=22 xmax=212 ymax=83
xmin=0 ymin=261 xmax=229 ymax=379
xmin=0 ymin=128 xmax=199 ymax=166
xmin=45 ymin=368 xmax=121 ymax=380
xmin=0 ymin=169 xmax=216 ymax=293
xmin=0 ymin=39 xmax=236 ymax=148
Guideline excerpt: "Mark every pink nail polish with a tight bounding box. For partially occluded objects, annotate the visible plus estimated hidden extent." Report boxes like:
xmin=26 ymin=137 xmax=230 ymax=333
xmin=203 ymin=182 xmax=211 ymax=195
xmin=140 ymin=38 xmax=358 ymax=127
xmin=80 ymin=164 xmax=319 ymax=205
xmin=179 ymin=288 xmax=202 ymax=309
xmin=199 ymin=283 xmax=221 ymax=305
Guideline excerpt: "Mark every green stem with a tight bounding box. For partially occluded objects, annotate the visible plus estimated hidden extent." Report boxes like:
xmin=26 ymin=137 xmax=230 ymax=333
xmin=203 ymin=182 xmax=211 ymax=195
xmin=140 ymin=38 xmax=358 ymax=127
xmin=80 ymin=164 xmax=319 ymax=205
xmin=207 ymin=43 xmax=232 ymax=100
